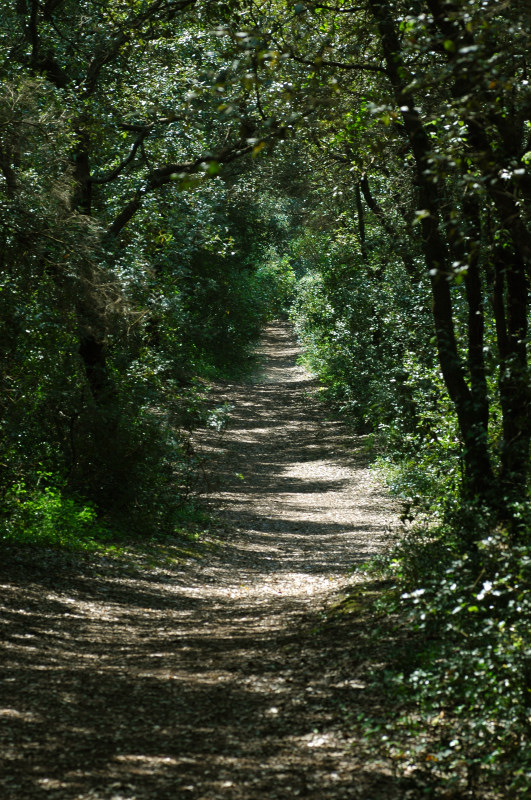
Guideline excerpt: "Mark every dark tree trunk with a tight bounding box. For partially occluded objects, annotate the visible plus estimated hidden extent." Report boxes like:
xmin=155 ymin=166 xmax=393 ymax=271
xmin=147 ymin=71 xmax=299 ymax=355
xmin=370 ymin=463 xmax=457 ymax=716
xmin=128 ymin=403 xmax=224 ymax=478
xmin=355 ymin=183 xmax=367 ymax=262
xmin=73 ymin=130 xmax=92 ymax=216
xmin=427 ymin=0 xmax=531 ymax=512
xmin=493 ymin=248 xmax=530 ymax=502
xmin=368 ymin=0 xmax=496 ymax=504
xmin=78 ymin=334 xmax=110 ymax=401
xmin=360 ymin=174 xmax=419 ymax=281
xmin=455 ymin=195 xmax=489 ymax=437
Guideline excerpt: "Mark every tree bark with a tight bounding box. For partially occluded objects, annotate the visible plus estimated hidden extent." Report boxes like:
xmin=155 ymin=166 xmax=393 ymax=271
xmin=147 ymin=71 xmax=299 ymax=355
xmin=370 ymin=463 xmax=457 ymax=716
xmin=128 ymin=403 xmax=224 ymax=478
xmin=496 ymin=248 xmax=530 ymax=501
xmin=368 ymin=0 xmax=496 ymax=503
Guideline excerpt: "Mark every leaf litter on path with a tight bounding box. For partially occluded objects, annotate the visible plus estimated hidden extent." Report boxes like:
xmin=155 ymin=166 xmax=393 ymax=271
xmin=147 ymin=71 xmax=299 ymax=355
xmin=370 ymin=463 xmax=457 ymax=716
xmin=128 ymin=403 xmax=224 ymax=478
xmin=0 ymin=322 xmax=423 ymax=800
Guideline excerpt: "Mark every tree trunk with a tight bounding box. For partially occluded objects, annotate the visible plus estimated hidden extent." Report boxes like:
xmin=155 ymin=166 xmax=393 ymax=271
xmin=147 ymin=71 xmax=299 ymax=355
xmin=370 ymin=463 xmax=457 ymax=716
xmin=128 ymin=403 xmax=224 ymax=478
xmin=494 ymin=248 xmax=530 ymax=503
xmin=368 ymin=0 xmax=496 ymax=504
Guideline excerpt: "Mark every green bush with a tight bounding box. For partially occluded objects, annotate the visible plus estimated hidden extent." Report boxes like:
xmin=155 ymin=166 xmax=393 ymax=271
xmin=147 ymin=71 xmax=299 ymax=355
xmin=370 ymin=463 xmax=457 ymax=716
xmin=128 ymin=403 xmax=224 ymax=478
xmin=1 ymin=476 xmax=109 ymax=549
xmin=290 ymin=237 xmax=427 ymax=436
xmin=254 ymin=253 xmax=296 ymax=318
xmin=368 ymin=519 xmax=531 ymax=797
xmin=290 ymin=221 xmax=531 ymax=797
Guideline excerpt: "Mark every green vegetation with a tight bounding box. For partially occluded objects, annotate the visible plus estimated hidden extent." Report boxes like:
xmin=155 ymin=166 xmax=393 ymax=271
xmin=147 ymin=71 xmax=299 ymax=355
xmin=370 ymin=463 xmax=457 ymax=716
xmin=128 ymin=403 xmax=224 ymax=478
xmin=1 ymin=1 xmax=529 ymax=796
xmin=0 ymin=0 xmax=297 ymax=536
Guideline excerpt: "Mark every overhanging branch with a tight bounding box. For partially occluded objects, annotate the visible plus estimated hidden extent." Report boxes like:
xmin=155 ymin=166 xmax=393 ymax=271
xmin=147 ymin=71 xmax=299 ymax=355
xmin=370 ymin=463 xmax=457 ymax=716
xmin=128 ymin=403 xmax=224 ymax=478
xmin=290 ymin=52 xmax=385 ymax=73
xmin=106 ymin=140 xmax=256 ymax=238
xmin=90 ymin=126 xmax=153 ymax=185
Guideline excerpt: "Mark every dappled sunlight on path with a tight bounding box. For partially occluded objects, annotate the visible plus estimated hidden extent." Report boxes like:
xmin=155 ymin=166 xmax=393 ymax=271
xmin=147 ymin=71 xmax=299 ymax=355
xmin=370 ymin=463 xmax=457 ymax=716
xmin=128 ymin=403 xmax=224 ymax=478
xmin=0 ymin=323 xmax=410 ymax=800
xmin=198 ymin=321 xmax=396 ymax=592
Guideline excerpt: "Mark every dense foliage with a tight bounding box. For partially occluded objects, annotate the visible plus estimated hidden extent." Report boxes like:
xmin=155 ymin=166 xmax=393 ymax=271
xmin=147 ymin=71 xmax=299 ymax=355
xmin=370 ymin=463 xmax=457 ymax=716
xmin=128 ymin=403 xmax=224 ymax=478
xmin=1 ymin=1 xmax=529 ymax=795
xmin=0 ymin=1 xmax=296 ymax=539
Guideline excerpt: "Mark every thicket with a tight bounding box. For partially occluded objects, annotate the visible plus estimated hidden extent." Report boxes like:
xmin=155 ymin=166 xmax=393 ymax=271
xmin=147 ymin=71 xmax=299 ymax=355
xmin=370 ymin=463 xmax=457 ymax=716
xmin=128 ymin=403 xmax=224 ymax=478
xmin=1 ymin=1 xmax=529 ymax=795
xmin=0 ymin=115 xmax=293 ymax=540
xmin=0 ymin=1 xmax=296 ymax=543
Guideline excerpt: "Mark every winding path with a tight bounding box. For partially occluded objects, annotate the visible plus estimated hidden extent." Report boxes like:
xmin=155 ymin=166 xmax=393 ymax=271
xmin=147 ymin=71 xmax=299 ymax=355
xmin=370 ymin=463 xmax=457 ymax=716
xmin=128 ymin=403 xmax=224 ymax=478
xmin=0 ymin=323 xmax=407 ymax=800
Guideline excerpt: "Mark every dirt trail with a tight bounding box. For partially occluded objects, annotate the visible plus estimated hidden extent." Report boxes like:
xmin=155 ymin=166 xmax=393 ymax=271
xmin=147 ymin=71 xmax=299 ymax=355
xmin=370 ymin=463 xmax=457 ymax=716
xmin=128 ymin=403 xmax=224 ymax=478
xmin=197 ymin=321 xmax=395 ymax=595
xmin=0 ymin=322 xmax=408 ymax=800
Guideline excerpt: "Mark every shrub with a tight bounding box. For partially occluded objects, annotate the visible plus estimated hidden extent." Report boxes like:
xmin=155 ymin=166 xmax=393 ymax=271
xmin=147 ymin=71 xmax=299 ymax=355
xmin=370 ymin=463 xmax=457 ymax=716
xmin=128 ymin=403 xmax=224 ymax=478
xmin=1 ymin=476 xmax=108 ymax=550
xmin=369 ymin=520 xmax=531 ymax=797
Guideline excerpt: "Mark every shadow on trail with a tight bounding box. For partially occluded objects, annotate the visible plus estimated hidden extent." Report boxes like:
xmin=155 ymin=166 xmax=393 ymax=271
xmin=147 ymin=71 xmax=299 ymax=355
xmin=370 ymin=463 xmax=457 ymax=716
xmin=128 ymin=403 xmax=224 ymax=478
xmin=0 ymin=323 xmax=405 ymax=799
xmin=0 ymin=564 xmax=419 ymax=800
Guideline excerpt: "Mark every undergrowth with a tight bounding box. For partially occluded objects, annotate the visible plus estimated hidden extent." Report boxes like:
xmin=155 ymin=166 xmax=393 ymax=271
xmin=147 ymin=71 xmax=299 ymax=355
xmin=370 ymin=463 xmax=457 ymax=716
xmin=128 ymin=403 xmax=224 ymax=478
xmin=0 ymin=471 xmax=214 ymax=559
xmin=350 ymin=518 xmax=531 ymax=799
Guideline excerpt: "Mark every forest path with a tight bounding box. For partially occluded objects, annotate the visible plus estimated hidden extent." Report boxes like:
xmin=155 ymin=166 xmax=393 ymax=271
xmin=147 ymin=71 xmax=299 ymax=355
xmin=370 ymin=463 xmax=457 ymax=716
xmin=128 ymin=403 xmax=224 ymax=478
xmin=0 ymin=323 xmax=410 ymax=800
xmin=196 ymin=320 xmax=394 ymax=596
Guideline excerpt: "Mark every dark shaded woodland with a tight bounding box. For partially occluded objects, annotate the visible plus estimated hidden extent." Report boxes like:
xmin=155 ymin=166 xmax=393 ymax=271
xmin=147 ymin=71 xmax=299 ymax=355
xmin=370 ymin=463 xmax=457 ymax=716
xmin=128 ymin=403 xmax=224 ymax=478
xmin=1 ymin=2 xmax=530 ymax=796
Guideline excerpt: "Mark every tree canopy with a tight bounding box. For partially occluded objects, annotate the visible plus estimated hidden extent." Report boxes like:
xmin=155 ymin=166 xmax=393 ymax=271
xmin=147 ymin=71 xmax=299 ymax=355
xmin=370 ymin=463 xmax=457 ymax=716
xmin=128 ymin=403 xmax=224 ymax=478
xmin=1 ymin=2 xmax=530 ymax=793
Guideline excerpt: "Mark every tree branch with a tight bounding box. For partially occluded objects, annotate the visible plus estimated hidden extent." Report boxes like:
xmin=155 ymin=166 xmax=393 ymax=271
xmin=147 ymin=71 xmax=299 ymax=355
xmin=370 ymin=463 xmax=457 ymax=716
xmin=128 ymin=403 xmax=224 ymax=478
xmin=290 ymin=52 xmax=384 ymax=73
xmin=83 ymin=0 xmax=198 ymax=96
xmin=89 ymin=126 xmax=153 ymax=184
xmin=106 ymin=140 xmax=256 ymax=238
